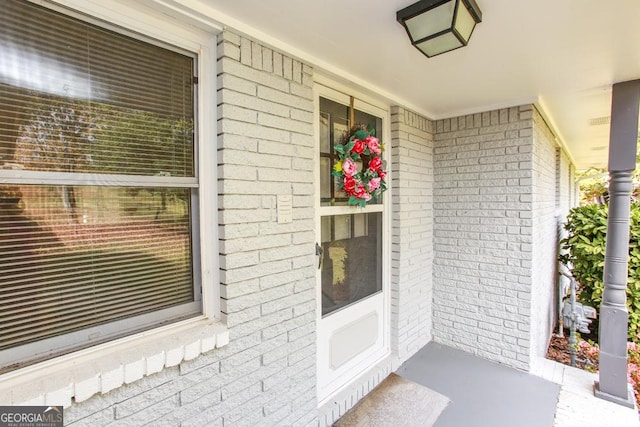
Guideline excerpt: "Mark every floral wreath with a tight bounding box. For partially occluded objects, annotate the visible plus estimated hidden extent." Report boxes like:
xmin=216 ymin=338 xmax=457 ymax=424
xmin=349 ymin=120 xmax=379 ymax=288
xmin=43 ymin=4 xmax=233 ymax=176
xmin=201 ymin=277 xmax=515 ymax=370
xmin=332 ymin=125 xmax=388 ymax=207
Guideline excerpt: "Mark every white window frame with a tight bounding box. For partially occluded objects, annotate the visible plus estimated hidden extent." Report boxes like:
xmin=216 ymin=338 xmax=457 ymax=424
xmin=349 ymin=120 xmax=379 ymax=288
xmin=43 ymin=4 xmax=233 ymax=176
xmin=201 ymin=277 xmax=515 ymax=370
xmin=0 ymin=0 xmax=226 ymax=407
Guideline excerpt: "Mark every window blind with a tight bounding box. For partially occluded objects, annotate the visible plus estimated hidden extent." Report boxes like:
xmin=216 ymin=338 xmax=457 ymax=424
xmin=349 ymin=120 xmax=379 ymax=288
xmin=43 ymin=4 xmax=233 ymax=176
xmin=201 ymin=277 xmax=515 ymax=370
xmin=0 ymin=0 xmax=195 ymax=177
xmin=0 ymin=0 xmax=199 ymax=366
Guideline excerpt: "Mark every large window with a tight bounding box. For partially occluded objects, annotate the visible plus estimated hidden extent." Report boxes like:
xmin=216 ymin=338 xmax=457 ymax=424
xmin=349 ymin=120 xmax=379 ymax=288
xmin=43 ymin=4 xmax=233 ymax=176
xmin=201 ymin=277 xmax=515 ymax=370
xmin=0 ymin=0 xmax=200 ymax=370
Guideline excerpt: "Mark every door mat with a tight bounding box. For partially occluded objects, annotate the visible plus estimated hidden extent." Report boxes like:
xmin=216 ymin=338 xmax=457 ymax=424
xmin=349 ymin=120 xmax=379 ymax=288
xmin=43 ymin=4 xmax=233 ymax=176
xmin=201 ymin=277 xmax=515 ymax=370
xmin=334 ymin=373 xmax=450 ymax=427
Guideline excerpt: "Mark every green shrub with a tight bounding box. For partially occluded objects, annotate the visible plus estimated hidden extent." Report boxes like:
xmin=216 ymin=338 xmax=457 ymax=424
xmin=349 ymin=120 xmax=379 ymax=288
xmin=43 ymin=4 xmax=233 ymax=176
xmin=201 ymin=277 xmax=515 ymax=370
xmin=560 ymin=203 xmax=640 ymax=341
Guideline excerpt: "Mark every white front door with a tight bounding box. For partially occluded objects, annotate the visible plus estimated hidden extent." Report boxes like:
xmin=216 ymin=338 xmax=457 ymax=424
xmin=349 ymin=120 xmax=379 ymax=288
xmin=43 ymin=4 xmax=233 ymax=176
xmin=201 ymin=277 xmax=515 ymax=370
xmin=315 ymin=85 xmax=390 ymax=404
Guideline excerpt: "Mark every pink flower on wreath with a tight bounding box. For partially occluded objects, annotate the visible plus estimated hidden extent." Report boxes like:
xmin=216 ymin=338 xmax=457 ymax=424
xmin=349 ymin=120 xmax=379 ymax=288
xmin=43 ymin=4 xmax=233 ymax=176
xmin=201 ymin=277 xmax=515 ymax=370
xmin=366 ymin=136 xmax=381 ymax=155
xmin=368 ymin=177 xmax=381 ymax=191
xmin=352 ymin=139 xmax=366 ymax=154
xmin=342 ymin=158 xmax=357 ymax=177
xmin=354 ymin=184 xmax=370 ymax=200
xmin=378 ymin=170 xmax=387 ymax=180
xmin=344 ymin=176 xmax=357 ymax=195
xmin=369 ymin=156 xmax=383 ymax=172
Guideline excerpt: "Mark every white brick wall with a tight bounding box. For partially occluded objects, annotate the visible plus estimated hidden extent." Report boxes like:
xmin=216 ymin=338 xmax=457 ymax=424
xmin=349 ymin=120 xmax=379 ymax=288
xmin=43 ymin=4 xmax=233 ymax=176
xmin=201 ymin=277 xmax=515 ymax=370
xmin=64 ymin=30 xmax=318 ymax=427
xmin=390 ymin=107 xmax=434 ymax=360
xmin=432 ymin=105 xmax=577 ymax=371
xmin=530 ymin=108 xmax=560 ymax=362
xmin=557 ymin=148 xmax=574 ymax=217
xmin=317 ymin=359 xmax=395 ymax=427
xmin=432 ymin=106 xmax=535 ymax=370
xmin=12 ymin=25 xmax=582 ymax=427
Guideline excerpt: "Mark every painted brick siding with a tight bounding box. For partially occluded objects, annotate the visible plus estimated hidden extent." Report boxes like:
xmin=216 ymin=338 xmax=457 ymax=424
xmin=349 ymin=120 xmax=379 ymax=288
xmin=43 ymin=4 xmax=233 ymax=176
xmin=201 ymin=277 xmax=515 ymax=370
xmin=557 ymin=149 xmax=574 ymax=216
xmin=63 ymin=30 xmax=318 ymax=427
xmin=432 ymin=106 xmax=534 ymax=370
xmin=390 ymin=107 xmax=434 ymax=360
xmin=216 ymin=30 xmax=317 ymax=427
xmin=570 ymin=164 xmax=579 ymax=206
xmin=530 ymin=108 xmax=560 ymax=363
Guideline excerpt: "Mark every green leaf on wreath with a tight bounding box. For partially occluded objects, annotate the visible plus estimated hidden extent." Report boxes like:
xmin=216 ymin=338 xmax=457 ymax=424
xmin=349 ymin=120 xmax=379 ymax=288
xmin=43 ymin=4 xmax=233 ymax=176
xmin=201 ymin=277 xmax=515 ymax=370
xmin=354 ymin=130 xmax=368 ymax=140
xmin=346 ymin=140 xmax=355 ymax=152
xmin=335 ymin=144 xmax=345 ymax=154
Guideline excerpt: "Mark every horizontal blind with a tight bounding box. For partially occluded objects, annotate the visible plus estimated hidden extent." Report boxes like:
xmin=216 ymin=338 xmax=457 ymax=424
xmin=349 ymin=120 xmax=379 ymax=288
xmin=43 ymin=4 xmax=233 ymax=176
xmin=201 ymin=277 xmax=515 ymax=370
xmin=0 ymin=0 xmax=195 ymax=177
xmin=0 ymin=185 xmax=194 ymax=350
xmin=0 ymin=0 xmax=199 ymax=361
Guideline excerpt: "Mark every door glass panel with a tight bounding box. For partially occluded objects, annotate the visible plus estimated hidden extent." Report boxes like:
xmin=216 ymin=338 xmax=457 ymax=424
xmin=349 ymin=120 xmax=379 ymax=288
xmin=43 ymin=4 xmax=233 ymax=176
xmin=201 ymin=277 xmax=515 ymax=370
xmin=321 ymin=216 xmax=332 ymax=243
xmin=320 ymin=157 xmax=332 ymax=199
xmin=334 ymin=215 xmax=351 ymax=241
xmin=320 ymin=112 xmax=331 ymax=154
xmin=321 ymin=212 xmax=382 ymax=316
xmin=354 ymin=214 xmax=368 ymax=238
xmin=319 ymin=97 xmax=383 ymax=206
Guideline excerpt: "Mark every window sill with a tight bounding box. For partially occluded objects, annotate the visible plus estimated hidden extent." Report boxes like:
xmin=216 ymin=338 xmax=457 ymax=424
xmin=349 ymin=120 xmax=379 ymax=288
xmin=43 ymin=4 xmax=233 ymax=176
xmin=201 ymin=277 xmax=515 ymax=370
xmin=0 ymin=317 xmax=228 ymax=407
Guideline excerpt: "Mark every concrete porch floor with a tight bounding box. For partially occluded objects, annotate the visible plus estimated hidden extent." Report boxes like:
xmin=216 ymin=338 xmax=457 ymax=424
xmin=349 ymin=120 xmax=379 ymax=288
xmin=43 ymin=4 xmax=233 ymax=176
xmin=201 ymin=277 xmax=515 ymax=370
xmin=395 ymin=342 xmax=640 ymax=427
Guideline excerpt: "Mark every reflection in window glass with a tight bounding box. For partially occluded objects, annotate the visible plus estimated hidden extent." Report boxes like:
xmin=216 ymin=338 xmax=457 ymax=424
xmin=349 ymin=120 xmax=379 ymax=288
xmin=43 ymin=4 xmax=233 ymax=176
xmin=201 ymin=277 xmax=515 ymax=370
xmin=1 ymin=0 xmax=194 ymax=178
xmin=0 ymin=185 xmax=194 ymax=351
xmin=0 ymin=0 xmax=199 ymax=369
xmin=320 ymin=112 xmax=330 ymax=154
xmin=354 ymin=214 xmax=368 ymax=238
xmin=334 ymin=215 xmax=351 ymax=241
xmin=321 ymin=212 xmax=382 ymax=316
xmin=320 ymin=157 xmax=331 ymax=199
xmin=321 ymin=216 xmax=332 ymax=243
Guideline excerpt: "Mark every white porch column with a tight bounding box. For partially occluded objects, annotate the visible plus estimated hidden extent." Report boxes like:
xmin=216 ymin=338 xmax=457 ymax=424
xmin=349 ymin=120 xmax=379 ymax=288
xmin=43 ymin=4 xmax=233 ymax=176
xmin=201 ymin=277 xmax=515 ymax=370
xmin=595 ymin=79 xmax=640 ymax=407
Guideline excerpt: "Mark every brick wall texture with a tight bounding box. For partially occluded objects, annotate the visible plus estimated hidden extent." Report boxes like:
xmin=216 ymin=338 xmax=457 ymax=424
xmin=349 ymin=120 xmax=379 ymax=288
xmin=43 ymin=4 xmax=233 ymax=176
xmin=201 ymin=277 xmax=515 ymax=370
xmin=530 ymin=108 xmax=561 ymax=362
xmin=65 ymin=30 xmax=318 ymax=427
xmin=433 ymin=106 xmax=536 ymax=370
xmin=56 ymin=28 xmax=577 ymax=427
xmin=557 ymin=148 xmax=575 ymax=216
xmin=390 ymin=107 xmax=434 ymax=360
xmin=432 ymin=105 xmax=575 ymax=371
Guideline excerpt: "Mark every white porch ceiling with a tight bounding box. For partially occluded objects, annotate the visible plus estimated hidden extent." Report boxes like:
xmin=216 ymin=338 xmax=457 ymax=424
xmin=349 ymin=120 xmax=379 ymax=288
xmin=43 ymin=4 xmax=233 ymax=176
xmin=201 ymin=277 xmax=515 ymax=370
xmin=200 ymin=0 xmax=640 ymax=169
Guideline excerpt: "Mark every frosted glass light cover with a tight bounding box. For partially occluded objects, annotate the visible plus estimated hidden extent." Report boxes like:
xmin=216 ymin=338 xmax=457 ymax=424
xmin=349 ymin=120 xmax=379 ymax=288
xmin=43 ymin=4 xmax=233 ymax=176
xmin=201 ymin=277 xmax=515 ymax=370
xmin=404 ymin=1 xmax=455 ymax=42
xmin=417 ymin=32 xmax=463 ymax=57
xmin=454 ymin=2 xmax=476 ymax=42
xmin=397 ymin=0 xmax=482 ymax=57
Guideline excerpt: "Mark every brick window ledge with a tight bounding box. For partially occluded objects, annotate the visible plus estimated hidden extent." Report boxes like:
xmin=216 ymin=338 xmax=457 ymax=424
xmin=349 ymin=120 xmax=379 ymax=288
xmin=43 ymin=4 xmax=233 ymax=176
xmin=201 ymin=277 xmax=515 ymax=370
xmin=0 ymin=318 xmax=229 ymax=407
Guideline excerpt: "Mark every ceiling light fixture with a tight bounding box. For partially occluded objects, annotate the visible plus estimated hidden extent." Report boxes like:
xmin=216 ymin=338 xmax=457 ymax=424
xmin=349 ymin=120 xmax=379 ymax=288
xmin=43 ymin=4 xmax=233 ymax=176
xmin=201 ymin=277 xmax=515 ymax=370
xmin=397 ymin=0 xmax=482 ymax=58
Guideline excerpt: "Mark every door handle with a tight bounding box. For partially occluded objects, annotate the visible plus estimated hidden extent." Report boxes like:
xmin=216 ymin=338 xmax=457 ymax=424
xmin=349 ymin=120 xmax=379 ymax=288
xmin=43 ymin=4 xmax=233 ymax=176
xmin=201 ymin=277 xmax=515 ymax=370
xmin=315 ymin=242 xmax=324 ymax=270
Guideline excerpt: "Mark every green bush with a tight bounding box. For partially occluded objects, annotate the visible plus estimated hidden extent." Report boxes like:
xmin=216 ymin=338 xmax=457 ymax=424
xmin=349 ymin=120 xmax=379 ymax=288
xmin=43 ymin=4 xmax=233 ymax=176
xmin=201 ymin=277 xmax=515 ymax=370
xmin=560 ymin=203 xmax=640 ymax=341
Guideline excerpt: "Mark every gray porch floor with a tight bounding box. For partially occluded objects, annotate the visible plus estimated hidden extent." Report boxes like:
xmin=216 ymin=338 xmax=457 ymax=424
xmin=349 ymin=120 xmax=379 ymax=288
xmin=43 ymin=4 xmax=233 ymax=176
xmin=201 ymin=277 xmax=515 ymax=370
xmin=396 ymin=342 xmax=560 ymax=427
xmin=396 ymin=341 xmax=640 ymax=427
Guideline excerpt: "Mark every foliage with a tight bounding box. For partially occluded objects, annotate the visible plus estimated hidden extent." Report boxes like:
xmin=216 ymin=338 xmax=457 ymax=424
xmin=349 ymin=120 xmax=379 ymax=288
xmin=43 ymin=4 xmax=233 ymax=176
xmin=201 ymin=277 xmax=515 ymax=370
xmin=560 ymin=204 xmax=640 ymax=341
xmin=575 ymin=339 xmax=640 ymax=407
xmin=576 ymin=151 xmax=640 ymax=205
xmin=15 ymin=96 xmax=100 ymax=172
xmin=578 ymin=174 xmax=608 ymax=205
xmin=15 ymin=95 xmax=193 ymax=177
xmin=12 ymin=94 xmax=193 ymax=214
xmin=331 ymin=125 xmax=387 ymax=207
xmin=630 ymin=342 xmax=640 ymax=405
